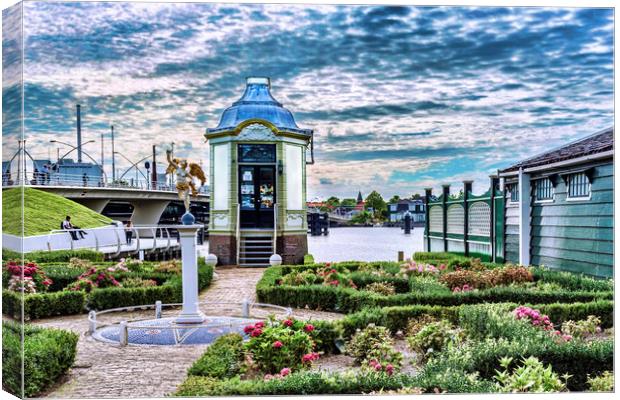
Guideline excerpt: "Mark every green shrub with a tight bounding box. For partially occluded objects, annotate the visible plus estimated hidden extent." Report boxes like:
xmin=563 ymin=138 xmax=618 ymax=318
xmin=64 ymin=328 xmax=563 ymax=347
xmin=244 ymin=320 xmax=315 ymax=374
xmin=364 ymin=282 xmax=396 ymax=296
xmin=18 ymin=249 xmax=104 ymax=263
xmin=407 ymin=319 xmax=463 ymax=359
xmin=3 ymin=289 xmax=86 ymax=320
xmin=587 ymin=371 xmax=613 ymax=392
xmin=346 ymin=324 xmax=402 ymax=371
xmin=188 ymin=334 xmax=245 ymax=379
xmin=538 ymin=301 xmax=613 ymax=329
xmin=175 ymin=370 xmax=421 ymax=396
xmin=3 ymin=321 xmax=78 ymax=397
xmin=494 ymin=356 xmax=567 ymax=393
xmin=531 ymin=267 xmax=613 ymax=292
xmin=561 ymin=316 xmax=601 ymax=339
xmin=303 ymin=254 xmax=315 ymax=264
xmin=2 ymin=248 xmax=22 ymax=261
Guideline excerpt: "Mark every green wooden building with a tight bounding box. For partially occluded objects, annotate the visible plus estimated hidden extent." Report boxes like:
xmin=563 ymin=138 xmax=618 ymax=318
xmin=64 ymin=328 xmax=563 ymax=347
xmin=499 ymin=127 xmax=613 ymax=277
xmin=424 ymin=127 xmax=613 ymax=277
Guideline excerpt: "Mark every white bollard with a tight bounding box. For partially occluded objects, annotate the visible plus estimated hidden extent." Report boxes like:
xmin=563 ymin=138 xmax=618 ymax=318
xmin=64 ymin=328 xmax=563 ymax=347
xmin=205 ymin=253 xmax=218 ymax=267
xmin=88 ymin=311 xmax=97 ymax=334
xmin=269 ymin=254 xmax=282 ymax=266
xmin=175 ymin=225 xmax=206 ymax=324
xmin=242 ymin=298 xmax=250 ymax=318
xmin=155 ymin=301 xmax=162 ymax=319
xmin=119 ymin=321 xmax=128 ymax=346
xmin=139 ymin=250 xmax=144 ymax=261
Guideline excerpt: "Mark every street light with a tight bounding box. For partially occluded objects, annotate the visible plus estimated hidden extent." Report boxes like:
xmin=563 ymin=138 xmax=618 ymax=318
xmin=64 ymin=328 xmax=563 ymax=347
xmin=49 ymin=139 xmax=107 ymax=181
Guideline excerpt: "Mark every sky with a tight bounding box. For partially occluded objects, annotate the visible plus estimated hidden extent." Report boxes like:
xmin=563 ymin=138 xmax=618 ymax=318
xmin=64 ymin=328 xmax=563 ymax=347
xmin=2 ymin=2 xmax=614 ymax=200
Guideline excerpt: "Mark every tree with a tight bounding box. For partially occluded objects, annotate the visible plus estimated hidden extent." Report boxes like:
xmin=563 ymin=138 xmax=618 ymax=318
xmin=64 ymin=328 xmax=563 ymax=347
xmin=326 ymin=196 xmax=340 ymax=207
xmin=340 ymin=198 xmax=357 ymax=208
xmin=388 ymin=195 xmax=400 ymax=204
xmin=364 ymin=191 xmax=387 ymax=220
xmin=411 ymin=193 xmax=422 ymax=200
xmin=350 ymin=210 xmax=371 ymax=225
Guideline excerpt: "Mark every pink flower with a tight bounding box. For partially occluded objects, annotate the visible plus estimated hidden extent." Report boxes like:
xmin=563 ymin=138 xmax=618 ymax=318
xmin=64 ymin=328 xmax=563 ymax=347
xmin=280 ymin=368 xmax=291 ymax=377
xmin=304 ymin=324 xmax=315 ymax=333
xmin=439 ymin=264 xmax=446 ymax=271
xmin=243 ymin=325 xmax=254 ymax=334
xmin=562 ymin=334 xmax=573 ymax=341
xmin=385 ymin=364 xmax=394 ymax=376
xmin=273 ymin=341 xmax=283 ymax=349
xmin=302 ymin=352 xmax=320 ymax=363
xmin=453 ymin=287 xmax=461 ymax=293
xmin=374 ymin=364 xmax=382 ymax=371
xmin=251 ymin=328 xmax=263 ymax=337
xmin=325 ymin=262 xmax=331 ymax=267
xmin=264 ymin=374 xmax=274 ymax=381
xmin=282 ymin=319 xmax=293 ymax=327
xmin=254 ymin=321 xmax=265 ymax=329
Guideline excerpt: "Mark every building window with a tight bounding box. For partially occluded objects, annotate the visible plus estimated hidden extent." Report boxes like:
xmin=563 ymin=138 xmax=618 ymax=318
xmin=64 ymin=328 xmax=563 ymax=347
xmin=535 ymin=178 xmax=554 ymax=201
xmin=507 ymin=183 xmax=519 ymax=202
xmin=568 ymin=172 xmax=591 ymax=199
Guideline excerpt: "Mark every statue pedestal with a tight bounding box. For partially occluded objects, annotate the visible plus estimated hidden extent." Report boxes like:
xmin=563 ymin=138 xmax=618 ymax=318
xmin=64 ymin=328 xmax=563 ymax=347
xmin=174 ymin=224 xmax=206 ymax=324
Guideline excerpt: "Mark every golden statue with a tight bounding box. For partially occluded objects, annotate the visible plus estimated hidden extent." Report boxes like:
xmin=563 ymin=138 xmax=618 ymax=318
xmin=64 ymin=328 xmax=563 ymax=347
xmin=166 ymin=149 xmax=207 ymax=213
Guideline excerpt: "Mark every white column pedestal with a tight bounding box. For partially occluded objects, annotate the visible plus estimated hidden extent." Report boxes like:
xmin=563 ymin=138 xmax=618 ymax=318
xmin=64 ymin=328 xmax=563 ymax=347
xmin=175 ymin=225 xmax=206 ymax=324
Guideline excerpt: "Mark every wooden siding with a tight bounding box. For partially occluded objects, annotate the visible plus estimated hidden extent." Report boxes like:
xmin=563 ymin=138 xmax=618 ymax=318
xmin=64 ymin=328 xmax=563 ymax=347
xmin=530 ymin=162 xmax=613 ymax=277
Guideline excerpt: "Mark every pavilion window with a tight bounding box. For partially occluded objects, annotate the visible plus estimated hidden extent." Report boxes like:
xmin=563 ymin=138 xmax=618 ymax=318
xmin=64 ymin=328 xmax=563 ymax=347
xmin=507 ymin=183 xmax=519 ymax=202
xmin=534 ymin=178 xmax=554 ymax=201
xmin=568 ymin=172 xmax=591 ymax=199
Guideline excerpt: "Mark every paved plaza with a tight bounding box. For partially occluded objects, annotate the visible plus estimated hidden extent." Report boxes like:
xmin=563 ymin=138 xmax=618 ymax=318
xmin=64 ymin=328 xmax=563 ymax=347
xmin=32 ymin=267 xmax=343 ymax=398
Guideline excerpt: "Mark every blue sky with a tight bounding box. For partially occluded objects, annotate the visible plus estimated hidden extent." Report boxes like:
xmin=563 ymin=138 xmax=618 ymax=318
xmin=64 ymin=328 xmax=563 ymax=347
xmin=2 ymin=2 xmax=614 ymax=199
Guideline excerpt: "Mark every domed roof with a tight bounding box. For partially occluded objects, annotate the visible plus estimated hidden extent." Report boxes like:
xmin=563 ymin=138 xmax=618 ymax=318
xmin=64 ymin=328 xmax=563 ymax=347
xmin=207 ymin=77 xmax=312 ymax=136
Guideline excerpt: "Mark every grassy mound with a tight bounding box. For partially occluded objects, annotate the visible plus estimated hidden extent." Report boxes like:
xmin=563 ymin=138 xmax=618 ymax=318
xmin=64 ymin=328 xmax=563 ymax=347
xmin=2 ymin=188 xmax=112 ymax=236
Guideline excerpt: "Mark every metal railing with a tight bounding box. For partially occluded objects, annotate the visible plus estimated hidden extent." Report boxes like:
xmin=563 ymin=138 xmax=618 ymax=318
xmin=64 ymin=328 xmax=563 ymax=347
xmin=235 ymin=203 xmax=241 ymax=264
xmin=88 ymin=300 xmax=293 ymax=346
xmin=46 ymin=225 xmax=178 ymax=256
xmin=2 ymin=171 xmax=209 ymax=193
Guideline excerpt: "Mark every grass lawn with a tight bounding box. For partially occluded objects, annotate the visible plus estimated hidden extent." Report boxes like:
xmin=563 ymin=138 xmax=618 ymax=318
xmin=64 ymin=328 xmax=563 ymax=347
xmin=2 ymin=187 xmax=113 ymax=236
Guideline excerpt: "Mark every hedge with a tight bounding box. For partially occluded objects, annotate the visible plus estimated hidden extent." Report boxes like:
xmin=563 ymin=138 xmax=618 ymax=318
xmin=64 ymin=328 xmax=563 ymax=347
xmin=3 ymin=289 xmax=87 ymax=320
xmin=188 ymin=334 xmax=245 ymax=379
xmin=2 ymin=259 xmax=214 ymax=317
xmin=175 ymin=371 xmax=430 ymax=396
xmin=2 ymin=321 xmax=79 ymax=397
xmin=256 ymin=266 xmax=612 ymax=313
xmin=336 ymin=300 xmax=613 ymax=340
xmin=2 ymin=249 xmax=104 ymax=263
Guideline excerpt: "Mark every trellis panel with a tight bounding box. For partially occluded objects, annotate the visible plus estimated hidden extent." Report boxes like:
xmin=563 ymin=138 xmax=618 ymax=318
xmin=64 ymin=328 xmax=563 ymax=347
xmin=446 ymin=204 xmax=464 ymax=234
xmin=468 ymin=201 xmax=491 ymax=237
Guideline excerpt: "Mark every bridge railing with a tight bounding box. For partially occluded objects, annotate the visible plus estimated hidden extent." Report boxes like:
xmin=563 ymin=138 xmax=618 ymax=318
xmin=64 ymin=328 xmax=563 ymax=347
xmin=1 ymin=171 xmax=193 ymax=192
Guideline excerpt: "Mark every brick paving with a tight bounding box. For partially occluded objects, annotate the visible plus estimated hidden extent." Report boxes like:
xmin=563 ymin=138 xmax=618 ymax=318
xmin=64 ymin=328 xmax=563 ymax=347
xmin=34 ymin=267 xmax=344 ymax=398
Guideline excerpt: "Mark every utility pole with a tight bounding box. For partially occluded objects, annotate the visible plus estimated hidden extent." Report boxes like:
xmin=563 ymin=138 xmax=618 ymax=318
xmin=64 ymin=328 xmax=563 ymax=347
xmin=111 ymin=125 xmax=116 ymax=182
xmin=76 ymin=104 xmax=82 ymax=163
xmin=169 ymin=142 xmax=175 ymax=187
xmin=152 ymin=145 xmax=157 ymax=190
xmin=100 ymin=131 xmax=105 ymax=172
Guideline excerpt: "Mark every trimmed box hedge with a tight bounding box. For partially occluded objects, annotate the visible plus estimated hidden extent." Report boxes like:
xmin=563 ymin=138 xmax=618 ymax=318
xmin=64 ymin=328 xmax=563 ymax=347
xmin=2 ymin=259 xmax=214 ymax=318
xmin=3 ymin=289 xmax=87 ymax=320
xmin=2 ymin=248 xmax=104 ymax=263
xmin=256 ymin=266 xmax=613 ymax=313
xmin=2 ymin=321 xmax=79 ymax=397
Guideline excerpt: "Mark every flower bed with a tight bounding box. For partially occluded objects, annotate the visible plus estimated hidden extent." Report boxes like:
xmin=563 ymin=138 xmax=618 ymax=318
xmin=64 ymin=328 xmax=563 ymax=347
xmin=1 ymin=257 xmax=214 ymax=319
xmin=2 ymin=320 xmax=79 ymax=397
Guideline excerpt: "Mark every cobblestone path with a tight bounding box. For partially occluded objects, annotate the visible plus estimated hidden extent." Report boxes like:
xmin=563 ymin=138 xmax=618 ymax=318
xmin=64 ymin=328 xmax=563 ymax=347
xmin=36 ymin=267 xmax=344 ymax=398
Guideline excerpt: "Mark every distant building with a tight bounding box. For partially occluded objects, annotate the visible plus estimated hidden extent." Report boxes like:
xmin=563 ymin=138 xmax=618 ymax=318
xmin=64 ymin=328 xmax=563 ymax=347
xmin=389 ymin=198 xmax=426 ymax=223
xmin=498 ymin=127 xmax=613 ymax=276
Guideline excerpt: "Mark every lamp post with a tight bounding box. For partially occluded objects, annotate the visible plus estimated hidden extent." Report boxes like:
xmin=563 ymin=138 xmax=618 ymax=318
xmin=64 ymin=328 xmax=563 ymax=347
xmin=49 ymin=139 xmax=107 ymax=182
xmin=111 ymin=125 xmax=116 ymax=182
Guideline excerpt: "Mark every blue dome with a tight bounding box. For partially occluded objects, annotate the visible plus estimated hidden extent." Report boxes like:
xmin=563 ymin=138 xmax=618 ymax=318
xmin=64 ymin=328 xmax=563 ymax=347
xmin=208 ymin=77 xmax=311 ymax=135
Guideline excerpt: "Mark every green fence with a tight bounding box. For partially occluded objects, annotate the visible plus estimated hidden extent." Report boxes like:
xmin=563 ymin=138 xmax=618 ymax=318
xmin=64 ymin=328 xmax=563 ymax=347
xmin=424 ymin=178 xmax=505 ymax=262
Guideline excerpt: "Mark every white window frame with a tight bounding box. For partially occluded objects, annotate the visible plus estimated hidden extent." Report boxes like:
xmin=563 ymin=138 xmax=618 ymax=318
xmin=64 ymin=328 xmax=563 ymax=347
xmin=566 ymin=172 xmax=592 ymax=202
xmin=533 ymin=177 xmax=555 ymax=204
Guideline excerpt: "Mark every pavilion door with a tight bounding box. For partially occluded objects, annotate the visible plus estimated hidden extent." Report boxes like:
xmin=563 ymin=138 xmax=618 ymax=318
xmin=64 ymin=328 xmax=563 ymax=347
xmin=239 ymin=165 xmax=276 ymax=229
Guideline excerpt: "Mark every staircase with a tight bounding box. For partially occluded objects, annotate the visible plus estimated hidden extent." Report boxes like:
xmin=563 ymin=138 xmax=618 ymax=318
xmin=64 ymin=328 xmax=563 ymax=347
xmin=239 ymin=231 xmax=273 ymax=267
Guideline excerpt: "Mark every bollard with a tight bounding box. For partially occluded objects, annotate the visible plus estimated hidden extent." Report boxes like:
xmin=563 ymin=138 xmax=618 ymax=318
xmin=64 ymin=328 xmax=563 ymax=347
xmin=398 ymin=251 xmax=404 ymax=262
xmin=242 ymin=299 xmax=250 ymax=318
xmin=404 ymin=211 xmax=412 ymax=234
xmin=139 ymin=250 xmax=144 ymax=261
xmin=88 ymin=311 xmax=97 ymax=334
xmin=119 ymin=321 xmax=128 ymax=346
xmin=155 ymin=301 xmax=162 ymax=319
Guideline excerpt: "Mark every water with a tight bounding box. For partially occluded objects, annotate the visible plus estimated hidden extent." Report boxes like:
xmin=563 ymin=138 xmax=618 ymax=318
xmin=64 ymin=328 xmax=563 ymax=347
xmin=197 ymin=227 xmax=425 ymax=263
xmin=308 ymin=227 xmax=424 ymax=263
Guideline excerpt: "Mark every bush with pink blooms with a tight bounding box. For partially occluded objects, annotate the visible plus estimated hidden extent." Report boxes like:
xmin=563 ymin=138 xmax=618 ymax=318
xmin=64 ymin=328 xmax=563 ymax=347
xmin=513 ymin=306 xmax=572 ymax=342
xmin=65 ymin=267 xmax=120 ymax=293
xmin=4 ymin=260 xmax=52 ymax=293
xmin=398 ymin=260 xmax=444 ymax=278
xmin=347 ymin=324 xmax=403 ymax=373
xmin=244 ymin=318 xmax=320 ymax=374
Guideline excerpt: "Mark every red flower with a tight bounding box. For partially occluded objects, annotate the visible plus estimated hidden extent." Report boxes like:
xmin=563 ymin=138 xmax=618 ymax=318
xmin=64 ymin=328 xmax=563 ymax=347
xmin=251 ymin=328 xmax=263 ymax=337
xmin=282 ymin=319 xmax=293 ymax=327
xmin=302 ymin=353 xmax=319 ymax=363
xmin=304 ymin=324 xmax=315 ymax=333
xmin=243 ymin=325 xmax=255 ymax=334
xmin=254 ymin=321 xmax=265 ymax=329
xmin=273 ymin=341 xmax=283 ymax=349
xmin=385 ymin=364 xmax=394 ymax=376
xmin=325 ymin=262 xmax=331 ymax=267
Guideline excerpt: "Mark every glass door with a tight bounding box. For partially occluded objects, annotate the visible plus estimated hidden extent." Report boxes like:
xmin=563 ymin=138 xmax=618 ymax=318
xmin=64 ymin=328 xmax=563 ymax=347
xmin=239 ymin=165 xmax=275 ymax=228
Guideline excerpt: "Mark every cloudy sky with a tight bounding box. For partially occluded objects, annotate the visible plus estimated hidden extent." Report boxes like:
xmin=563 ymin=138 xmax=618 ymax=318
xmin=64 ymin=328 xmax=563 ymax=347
xmin=2 ymin=2 xmax=614 ymax=199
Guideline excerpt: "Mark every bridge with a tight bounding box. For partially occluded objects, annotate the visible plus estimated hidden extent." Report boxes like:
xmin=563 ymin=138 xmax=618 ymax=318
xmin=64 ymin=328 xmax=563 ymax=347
xmin=2 ymin=173 xmax=210 ymax=227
